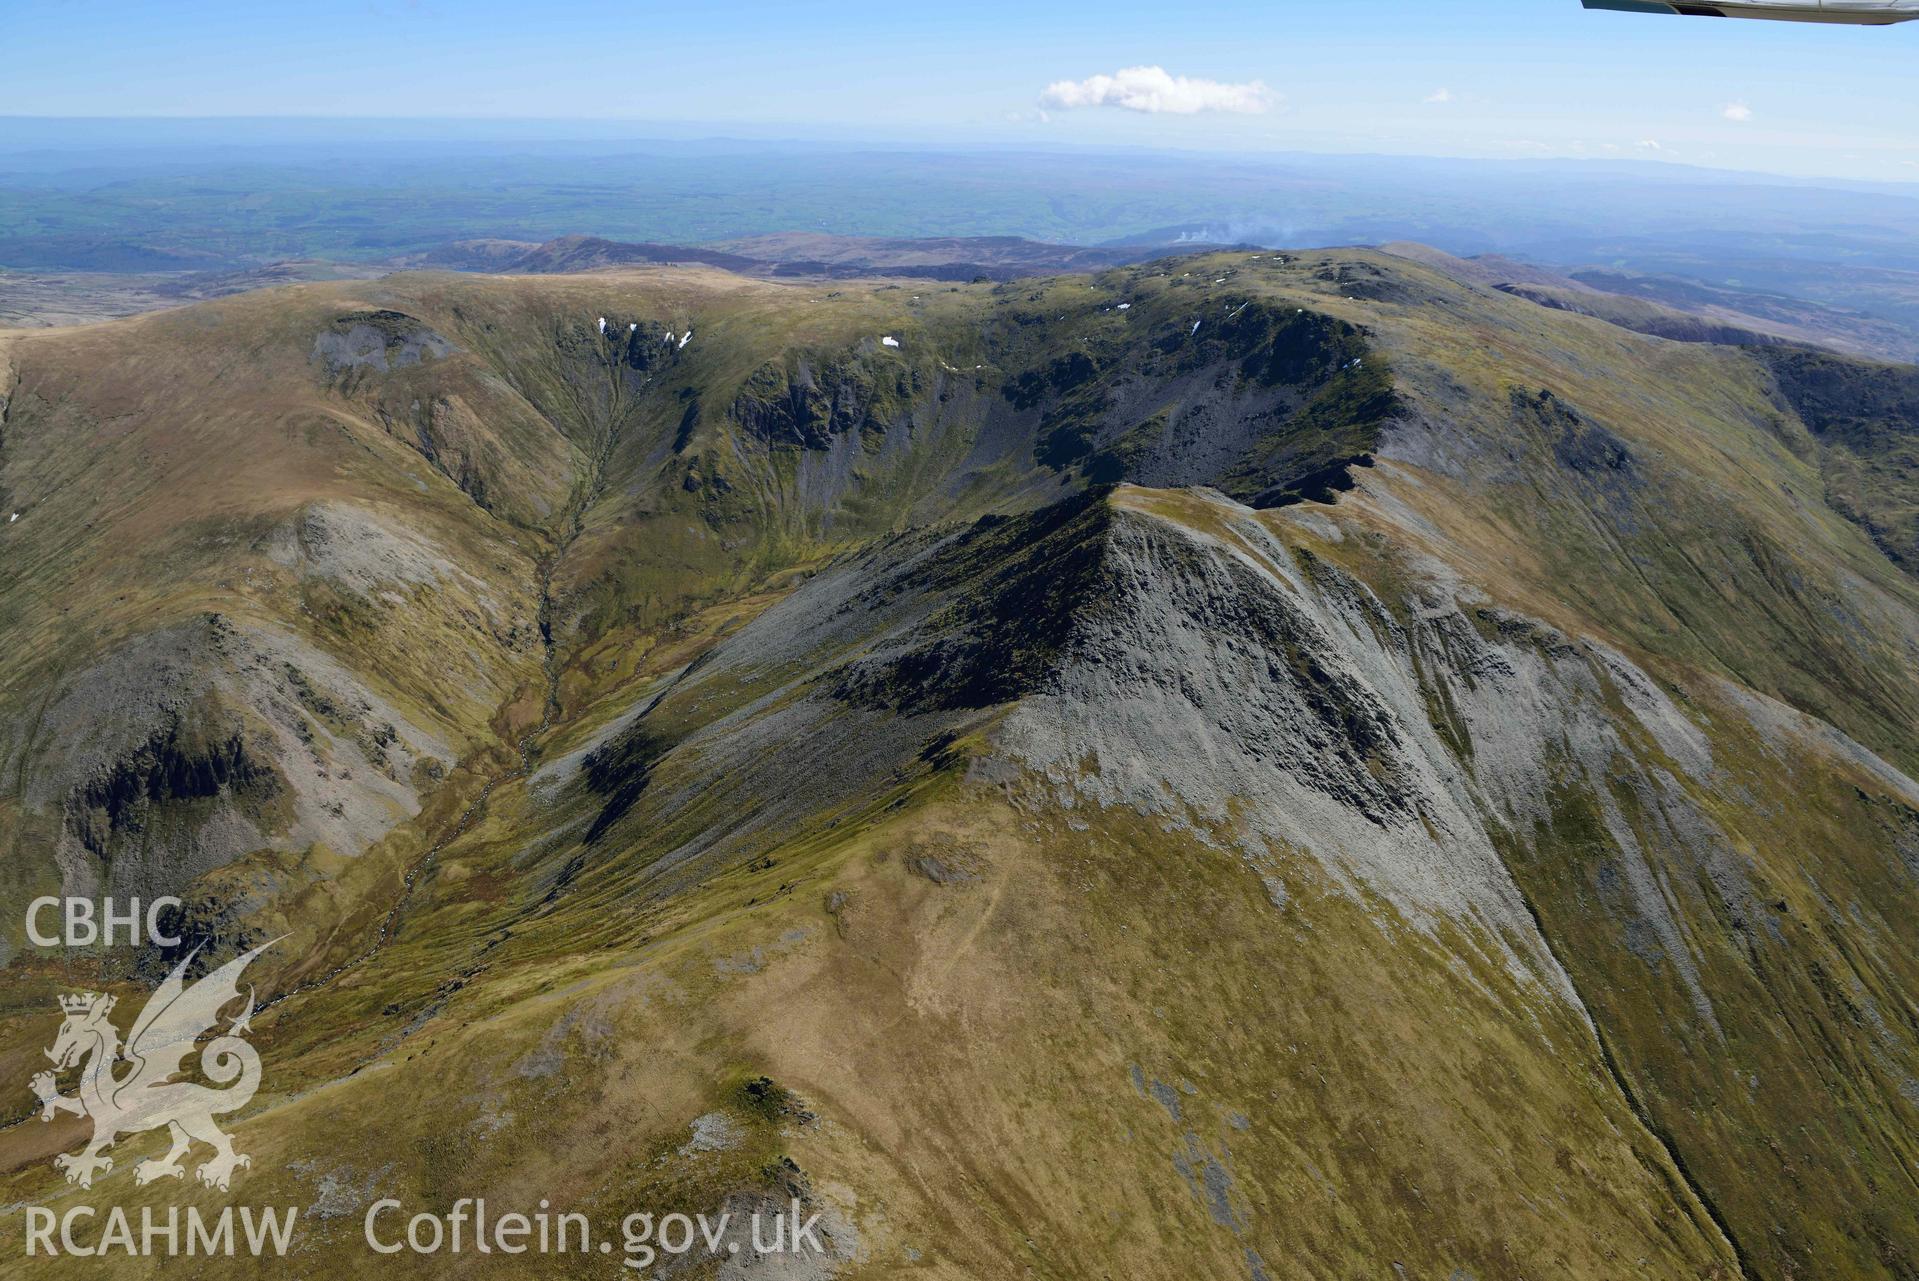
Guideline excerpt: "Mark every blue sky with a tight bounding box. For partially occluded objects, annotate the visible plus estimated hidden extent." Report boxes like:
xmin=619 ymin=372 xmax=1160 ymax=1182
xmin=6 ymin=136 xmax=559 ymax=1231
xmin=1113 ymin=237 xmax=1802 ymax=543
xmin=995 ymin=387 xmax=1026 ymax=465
xmin=5 ymin=0 xmax=1917 ymax=182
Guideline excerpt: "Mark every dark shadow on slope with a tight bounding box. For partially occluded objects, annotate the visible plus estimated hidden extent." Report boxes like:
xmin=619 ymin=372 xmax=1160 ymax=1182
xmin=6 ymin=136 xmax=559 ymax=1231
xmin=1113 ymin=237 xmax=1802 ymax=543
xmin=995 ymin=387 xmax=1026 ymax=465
xmin=829 ymin=491 xmax=1114 ymax=713
xmin=1008 ymin=297 xmax=1398 ymax=508
xmin=582 ymin=726 xmax=677 ymax=845
xmin=1758 ymin=346 xmax=1919 ymax=574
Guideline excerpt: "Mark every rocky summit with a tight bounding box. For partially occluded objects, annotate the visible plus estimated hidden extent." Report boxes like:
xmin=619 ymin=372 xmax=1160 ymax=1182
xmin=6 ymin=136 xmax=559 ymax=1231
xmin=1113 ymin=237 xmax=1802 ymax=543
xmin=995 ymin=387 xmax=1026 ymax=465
xmin=2 ymin=247 xmax=1917 ymax=1279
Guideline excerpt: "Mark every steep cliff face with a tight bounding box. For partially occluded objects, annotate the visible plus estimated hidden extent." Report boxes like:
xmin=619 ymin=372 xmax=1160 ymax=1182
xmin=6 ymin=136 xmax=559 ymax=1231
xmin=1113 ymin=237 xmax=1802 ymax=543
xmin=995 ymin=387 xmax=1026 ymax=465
xmin=989 ymin=488 xmax=1919 ymax=1278
xmin=526 ymin=473 xmax=1915 ymax=1277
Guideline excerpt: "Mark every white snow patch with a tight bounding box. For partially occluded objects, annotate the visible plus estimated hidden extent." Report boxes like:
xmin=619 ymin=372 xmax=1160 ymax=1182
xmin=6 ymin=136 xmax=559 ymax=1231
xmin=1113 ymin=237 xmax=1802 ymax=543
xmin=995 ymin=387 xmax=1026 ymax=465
xmin=880 ymin=335 xmax=900 ymax=348
xmin=7 ymin=513 xmax=15 ymax=524
xmin=1190 ymin=320 xmax=1202 ymax=336
xmin=1116 ymin=303 xmax=1132 ymax=311
xmin=628 ymin=322 xmax=637 ymax=332
xmin=678 ymin=330 xmax=693 ymax=349
xmin=596 ymin=316 xmax=606 ymax=334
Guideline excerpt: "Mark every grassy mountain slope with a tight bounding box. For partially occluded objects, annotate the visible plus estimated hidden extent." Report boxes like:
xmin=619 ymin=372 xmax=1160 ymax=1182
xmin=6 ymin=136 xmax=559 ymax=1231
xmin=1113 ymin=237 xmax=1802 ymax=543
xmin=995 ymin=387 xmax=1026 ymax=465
xmin=0 ymin=249 xmax=1916 ymax=1278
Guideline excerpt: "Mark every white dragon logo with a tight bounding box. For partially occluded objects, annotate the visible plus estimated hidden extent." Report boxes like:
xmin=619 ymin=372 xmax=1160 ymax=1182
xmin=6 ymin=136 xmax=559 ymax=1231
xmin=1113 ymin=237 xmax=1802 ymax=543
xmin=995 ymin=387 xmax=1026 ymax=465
xmin=31 ymin=940 xmax=276 ymax=1192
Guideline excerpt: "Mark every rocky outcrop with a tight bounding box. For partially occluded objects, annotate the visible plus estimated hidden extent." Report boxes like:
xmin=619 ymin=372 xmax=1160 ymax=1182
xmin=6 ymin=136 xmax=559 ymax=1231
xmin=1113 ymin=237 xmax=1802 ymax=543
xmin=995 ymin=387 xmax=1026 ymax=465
xmin=312 ymin=309 xmax=452 ymax=376
xmin=1015 ymin=298 xmax=1394 ymax=505
xmin=1760 ymin=346 xmax=1919 ymax=572
xmin=729 ymin=356 xmax=916 ymax=451
xmin=17 ymin=614 xmax=451 ymax=905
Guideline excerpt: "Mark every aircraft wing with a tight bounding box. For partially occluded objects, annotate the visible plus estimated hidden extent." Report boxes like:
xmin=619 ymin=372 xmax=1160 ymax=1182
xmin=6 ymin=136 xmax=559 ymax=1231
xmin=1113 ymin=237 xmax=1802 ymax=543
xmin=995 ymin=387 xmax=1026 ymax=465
xmin=1584 ymin=0 xmax=1919 ymax=22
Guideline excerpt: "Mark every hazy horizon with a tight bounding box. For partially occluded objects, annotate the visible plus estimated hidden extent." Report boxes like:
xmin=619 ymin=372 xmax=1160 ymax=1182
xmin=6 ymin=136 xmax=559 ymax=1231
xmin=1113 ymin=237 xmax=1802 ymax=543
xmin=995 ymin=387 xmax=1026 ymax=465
xmin=4 ymin=116 xmax=1916 ymax=199
xmin=7 ymin=0 xmax=1918 ymax=183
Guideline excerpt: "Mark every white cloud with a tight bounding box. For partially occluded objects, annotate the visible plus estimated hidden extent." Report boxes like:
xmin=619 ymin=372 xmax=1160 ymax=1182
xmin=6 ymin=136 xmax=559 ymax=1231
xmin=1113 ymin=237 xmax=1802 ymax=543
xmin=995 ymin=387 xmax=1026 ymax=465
xmin=1638 ymin=139 xmax=1663 ymax=151
xmin=1722 ymin=102 xmax=1753 ymax=122
xmin=1424 ymin=88 xmax=1454 ymax=104
xmin=1040 ymin=66 xmax=1274 ymax=115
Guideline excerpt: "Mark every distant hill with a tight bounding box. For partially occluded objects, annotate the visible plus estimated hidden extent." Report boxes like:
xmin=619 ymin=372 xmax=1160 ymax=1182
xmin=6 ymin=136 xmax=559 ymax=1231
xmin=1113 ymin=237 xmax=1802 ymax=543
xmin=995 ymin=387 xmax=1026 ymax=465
xmin=0 ymin=235 xmax=1269 ymax=329
xmin=710 ymin=231 xmax=1239 ymax=279
xmin=399 ymin=234 xmax=760 ymax=274
xmin=1383 ymin=240 xmax=1919 ymax=363
xmin=0 ymin=259 xmax=381 ymax=328
xmin=401 ymin=232 xmax=1240 ymax=283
